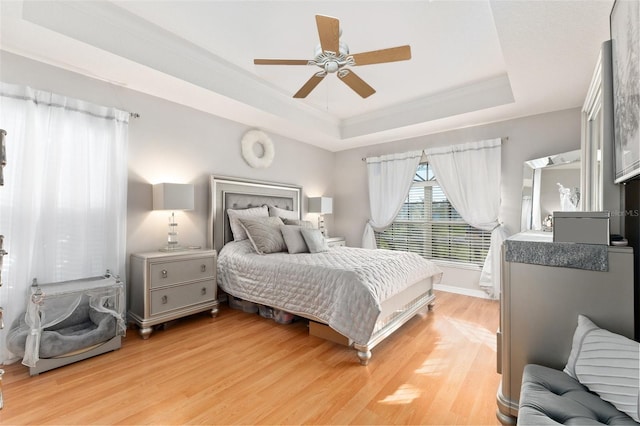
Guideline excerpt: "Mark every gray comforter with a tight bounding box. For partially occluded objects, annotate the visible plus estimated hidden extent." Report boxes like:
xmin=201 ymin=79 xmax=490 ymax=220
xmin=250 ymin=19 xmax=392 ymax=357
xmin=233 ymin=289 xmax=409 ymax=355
xmin=217 ymin=240 xmax=442 ymax=345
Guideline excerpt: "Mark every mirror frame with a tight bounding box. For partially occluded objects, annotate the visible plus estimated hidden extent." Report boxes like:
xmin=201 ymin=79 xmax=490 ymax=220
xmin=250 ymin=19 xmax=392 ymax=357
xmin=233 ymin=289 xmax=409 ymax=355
xmin=581 ymin=48 xmax=604 ymax=212
xmin=581 ymin=40 xmax=622 ymax=234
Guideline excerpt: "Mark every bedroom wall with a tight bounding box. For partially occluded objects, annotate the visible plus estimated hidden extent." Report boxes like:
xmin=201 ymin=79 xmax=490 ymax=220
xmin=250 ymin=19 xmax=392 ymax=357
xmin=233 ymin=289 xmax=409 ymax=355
xmin=1 ymin=51 xmax=584 ymax=297
xmin=0 ymin=51 xmax=336 ymax=280
xmin=332 ymin=108 xmax=582 ymax=296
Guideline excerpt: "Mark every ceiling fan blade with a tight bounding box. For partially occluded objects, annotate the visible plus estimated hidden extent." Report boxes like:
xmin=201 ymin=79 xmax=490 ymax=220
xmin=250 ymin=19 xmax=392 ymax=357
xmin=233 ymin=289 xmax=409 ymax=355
xmin=254 ymin=59 xmax=310 ymax=65
xmin=293 ymin=73 xmax=325 ymax=98
xmin=316 ymin=15 xmax=340 ymax=53
xmin=338 ymin=70 xmax=375 ymax=98
xmin=350 ymin=45 xmax=412 ymax=66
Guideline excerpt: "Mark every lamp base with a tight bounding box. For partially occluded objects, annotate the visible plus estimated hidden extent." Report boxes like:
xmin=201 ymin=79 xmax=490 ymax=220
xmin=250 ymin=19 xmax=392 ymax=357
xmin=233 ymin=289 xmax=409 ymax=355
xmin=318 ymin=215 xmax=328 ymax=237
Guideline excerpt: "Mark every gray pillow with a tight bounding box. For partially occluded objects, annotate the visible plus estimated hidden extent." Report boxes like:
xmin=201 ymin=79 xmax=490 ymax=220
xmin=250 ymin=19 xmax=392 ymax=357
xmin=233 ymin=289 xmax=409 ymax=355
xmin=300 ymin=228 xmax=329 ymax=253
xmin=239 ymin=216 xmax=286 ymax=254
xmin=268 ymin=205 xmax=298 ymax=220
xmin=227 ymin=205 xmax=268 ymax=241
xmin=283 ymin=218 xmax=314 ymax=228
xmin=280 ymin=225 xmax=309 ymax=254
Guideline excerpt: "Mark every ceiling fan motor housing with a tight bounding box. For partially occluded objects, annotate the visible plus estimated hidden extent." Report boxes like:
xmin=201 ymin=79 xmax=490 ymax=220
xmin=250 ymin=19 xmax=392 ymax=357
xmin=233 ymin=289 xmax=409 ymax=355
xmin=313 ymin=41 xmax=352 ymax=74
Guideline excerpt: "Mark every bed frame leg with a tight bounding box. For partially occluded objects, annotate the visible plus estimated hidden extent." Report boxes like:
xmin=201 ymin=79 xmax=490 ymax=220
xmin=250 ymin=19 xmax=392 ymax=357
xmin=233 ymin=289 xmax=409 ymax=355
xmin=356 ymin=348 xmax=372 ymax=365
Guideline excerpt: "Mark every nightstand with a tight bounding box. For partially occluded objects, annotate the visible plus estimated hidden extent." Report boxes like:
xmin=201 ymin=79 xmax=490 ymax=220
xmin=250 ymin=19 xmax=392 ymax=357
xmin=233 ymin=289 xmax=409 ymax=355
xmin=326 ymin=237 xmax=346 ymax=247
xmin=129 ymin=249 xmax=218 ymax=339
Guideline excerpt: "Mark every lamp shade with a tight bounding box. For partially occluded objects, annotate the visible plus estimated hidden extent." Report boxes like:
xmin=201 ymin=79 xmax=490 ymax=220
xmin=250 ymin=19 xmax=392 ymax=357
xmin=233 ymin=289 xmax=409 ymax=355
xmin=308 ymin=197 xmax=333 ymax=214
xmin=153 ymin=183 xmax=194 ymax=210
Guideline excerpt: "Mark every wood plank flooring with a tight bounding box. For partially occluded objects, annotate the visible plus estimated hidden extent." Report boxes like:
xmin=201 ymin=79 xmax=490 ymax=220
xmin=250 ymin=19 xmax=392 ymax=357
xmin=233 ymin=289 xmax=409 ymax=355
xmin=0 ymin=291 xmax=501 ymax=425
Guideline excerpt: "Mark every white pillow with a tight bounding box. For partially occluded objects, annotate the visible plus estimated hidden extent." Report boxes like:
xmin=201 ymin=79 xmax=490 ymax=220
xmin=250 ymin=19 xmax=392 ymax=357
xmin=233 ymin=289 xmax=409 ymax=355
xmin=280 ymin=225 xmax=309 ymax=254
xmin=268 ymin=205 xmax=298 ymax=220
xmin=564 ymin=315 xmax=639 ymax=422
xmin=300 ymin=228 xmax=329 ymax=253
xmin=227 ymin=205 xmax=268 ymax=241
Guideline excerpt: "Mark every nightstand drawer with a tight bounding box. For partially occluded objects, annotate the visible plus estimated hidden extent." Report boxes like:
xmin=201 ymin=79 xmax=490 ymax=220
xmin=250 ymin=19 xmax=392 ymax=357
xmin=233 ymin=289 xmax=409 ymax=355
xmin=149 ymin=257 xmax=215 ymax=288
xmin=150 ymin=279 xmax=216 ymax=315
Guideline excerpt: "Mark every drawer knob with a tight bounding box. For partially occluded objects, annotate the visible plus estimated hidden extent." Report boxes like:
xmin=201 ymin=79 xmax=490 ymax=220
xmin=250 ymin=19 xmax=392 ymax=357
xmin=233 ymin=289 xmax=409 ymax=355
xmin=201 ymin=287 xmax=207 ymax=295
xmin=161 ymin=269 xmax=168 ymax=278
xmin=161 ymin=295 xmax=168 ymax=304
xmin=201 ymin=264 xmax=207 ymax=272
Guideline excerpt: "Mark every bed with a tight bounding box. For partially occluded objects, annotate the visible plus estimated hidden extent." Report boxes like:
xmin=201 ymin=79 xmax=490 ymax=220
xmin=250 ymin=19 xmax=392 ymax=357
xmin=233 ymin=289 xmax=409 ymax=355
xmin=208 ymin=176 xmax=442 ymax=365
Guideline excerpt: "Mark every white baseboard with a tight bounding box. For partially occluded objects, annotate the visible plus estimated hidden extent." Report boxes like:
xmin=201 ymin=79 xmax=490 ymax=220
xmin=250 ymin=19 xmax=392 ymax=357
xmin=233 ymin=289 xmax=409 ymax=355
xmin=434 ymin=283 xmax=493 ymax=300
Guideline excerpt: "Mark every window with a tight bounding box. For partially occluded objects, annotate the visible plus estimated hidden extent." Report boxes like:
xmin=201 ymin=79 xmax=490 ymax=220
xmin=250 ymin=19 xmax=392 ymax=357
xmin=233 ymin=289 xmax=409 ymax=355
xmin=0 ymin=83 xmax=129 ymax=363
xmin=375 ymin=163 xmax=491 ymax=268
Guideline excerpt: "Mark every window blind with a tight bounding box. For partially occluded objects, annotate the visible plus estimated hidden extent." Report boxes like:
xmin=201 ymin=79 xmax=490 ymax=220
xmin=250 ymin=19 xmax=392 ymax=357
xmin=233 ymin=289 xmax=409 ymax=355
xmin=375 ymin=164 xmax=491 ymax=267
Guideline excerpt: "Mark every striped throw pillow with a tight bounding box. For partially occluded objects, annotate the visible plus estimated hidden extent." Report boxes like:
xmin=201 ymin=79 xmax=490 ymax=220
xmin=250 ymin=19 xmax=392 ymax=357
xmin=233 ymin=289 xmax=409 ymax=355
xmin=564 ymin=315 xmax=639 ymax=422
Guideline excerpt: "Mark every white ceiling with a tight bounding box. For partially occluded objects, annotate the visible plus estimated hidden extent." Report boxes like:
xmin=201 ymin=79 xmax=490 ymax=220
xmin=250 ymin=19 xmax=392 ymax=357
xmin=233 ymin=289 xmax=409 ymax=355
xmin=0 ymin=0 xmax=614 ymax=151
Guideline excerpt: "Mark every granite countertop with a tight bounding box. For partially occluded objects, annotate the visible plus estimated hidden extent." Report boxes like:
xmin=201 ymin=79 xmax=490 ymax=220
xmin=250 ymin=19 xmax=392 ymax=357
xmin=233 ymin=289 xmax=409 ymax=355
xmin=504 ymin=232 xmax=608 ymax=271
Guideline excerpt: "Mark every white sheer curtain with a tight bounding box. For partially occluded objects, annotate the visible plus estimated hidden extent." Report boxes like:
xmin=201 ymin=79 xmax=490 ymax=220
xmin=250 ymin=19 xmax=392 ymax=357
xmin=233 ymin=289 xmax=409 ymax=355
xmin=0 ymin=82 xmax=129 ymax=364
xmin=362 ymin=151 xmax=422 ymax=249
xmin=425 ymin=139 xmax=508 ymax=299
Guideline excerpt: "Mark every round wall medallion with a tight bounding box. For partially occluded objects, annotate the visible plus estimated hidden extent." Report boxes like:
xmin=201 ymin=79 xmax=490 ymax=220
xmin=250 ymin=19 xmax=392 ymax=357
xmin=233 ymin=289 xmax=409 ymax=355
xmin=241 ymin=129 xmax=274 ymax=168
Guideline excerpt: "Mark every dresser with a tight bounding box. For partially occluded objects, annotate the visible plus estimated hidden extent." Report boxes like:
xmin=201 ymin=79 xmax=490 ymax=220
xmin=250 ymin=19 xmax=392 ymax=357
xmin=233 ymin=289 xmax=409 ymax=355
xmin=496 ymin=232 xmax=634 ymax=424
xmin=129 ymin=249 xmax=218 ymax=339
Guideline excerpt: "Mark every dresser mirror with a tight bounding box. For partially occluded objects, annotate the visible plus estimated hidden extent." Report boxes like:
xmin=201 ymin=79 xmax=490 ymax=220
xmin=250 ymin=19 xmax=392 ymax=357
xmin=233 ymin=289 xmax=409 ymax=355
xmin=521 ymin=150 xmax=581 ymax=231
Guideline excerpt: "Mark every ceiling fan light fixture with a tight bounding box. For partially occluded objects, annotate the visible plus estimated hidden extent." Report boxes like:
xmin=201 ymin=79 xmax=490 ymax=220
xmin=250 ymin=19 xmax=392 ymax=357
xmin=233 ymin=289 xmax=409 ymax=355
xmin=324 ymin=61 xmax=339 ymax=73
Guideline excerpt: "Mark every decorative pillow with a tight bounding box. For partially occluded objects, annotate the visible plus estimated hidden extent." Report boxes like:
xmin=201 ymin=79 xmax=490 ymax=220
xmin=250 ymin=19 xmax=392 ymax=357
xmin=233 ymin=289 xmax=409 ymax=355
xmin=268 ymin=205 xmax=298 ymax=220
xmin=283 ymin=219 xmax=314 ymax=229
xmin=280 ymin=225 xmax=309 ymax=254
xmin=300 ymin=228 xmax=329 ymax=253
xmin=227 ymin=205 xmax=268 ymax=241
xmin=563 ymin=314 xmax=639 ymax=422
xmin=238 ymin=216 xmax=286 ymax=254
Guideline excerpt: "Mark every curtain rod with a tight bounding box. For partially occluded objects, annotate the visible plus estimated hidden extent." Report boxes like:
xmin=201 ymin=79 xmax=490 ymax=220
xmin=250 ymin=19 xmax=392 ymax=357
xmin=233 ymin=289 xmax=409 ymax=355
xmin=361 ymin=137 xmax=509 ymax=161
xmin=130 ymin=112 xmax=140 ymax=119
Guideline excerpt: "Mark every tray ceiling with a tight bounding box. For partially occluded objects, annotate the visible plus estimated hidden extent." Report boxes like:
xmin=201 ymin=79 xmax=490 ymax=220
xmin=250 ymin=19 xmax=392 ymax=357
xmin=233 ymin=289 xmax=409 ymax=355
xmin=0 ymin=0 xmax=614 ymax=151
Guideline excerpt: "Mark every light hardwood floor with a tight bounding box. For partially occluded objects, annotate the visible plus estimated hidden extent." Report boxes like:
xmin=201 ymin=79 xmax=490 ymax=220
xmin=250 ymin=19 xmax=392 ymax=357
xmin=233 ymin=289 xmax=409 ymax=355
xmin=0 ymin=290 xmax=501 ymax=425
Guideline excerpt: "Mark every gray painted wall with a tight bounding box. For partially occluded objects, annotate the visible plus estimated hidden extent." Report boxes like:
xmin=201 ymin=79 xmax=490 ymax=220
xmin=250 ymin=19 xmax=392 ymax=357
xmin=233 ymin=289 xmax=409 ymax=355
xmin=333 ymin=108 xmax=582 ymax=244
xmin=0 ymin=52 xmax=335 ymax=282
xmin=332 ymin=109 xmax=581 ymax=294
xmin=1 ymin=51 xmax=585 ymax=295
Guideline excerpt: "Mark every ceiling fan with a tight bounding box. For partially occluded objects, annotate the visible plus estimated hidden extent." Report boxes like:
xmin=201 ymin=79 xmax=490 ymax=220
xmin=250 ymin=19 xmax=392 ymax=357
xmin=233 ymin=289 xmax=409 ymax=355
xmin=253 ymin=15 xmax=412 ymax=99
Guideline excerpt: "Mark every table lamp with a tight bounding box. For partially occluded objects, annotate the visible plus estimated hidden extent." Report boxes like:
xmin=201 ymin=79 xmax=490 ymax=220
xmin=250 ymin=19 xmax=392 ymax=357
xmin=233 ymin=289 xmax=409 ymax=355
xmin=308 ymin=196 xmax=333 ymax=237
xmin=153 ymin=183 xmax=194 ymax=251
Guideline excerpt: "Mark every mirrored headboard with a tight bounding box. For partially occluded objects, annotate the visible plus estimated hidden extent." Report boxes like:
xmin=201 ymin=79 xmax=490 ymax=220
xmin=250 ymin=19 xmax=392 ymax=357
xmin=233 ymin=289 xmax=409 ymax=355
xmin=521 ymin=150 xmax=581 ymax=231
xmin=208 ymin=176 xmax=302 ymax=251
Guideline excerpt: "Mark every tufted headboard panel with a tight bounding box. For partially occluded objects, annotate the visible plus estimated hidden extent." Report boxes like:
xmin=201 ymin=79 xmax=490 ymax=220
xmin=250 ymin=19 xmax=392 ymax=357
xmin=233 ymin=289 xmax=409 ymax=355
xmin=208 ymin=176 xmax=302 ymax=252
